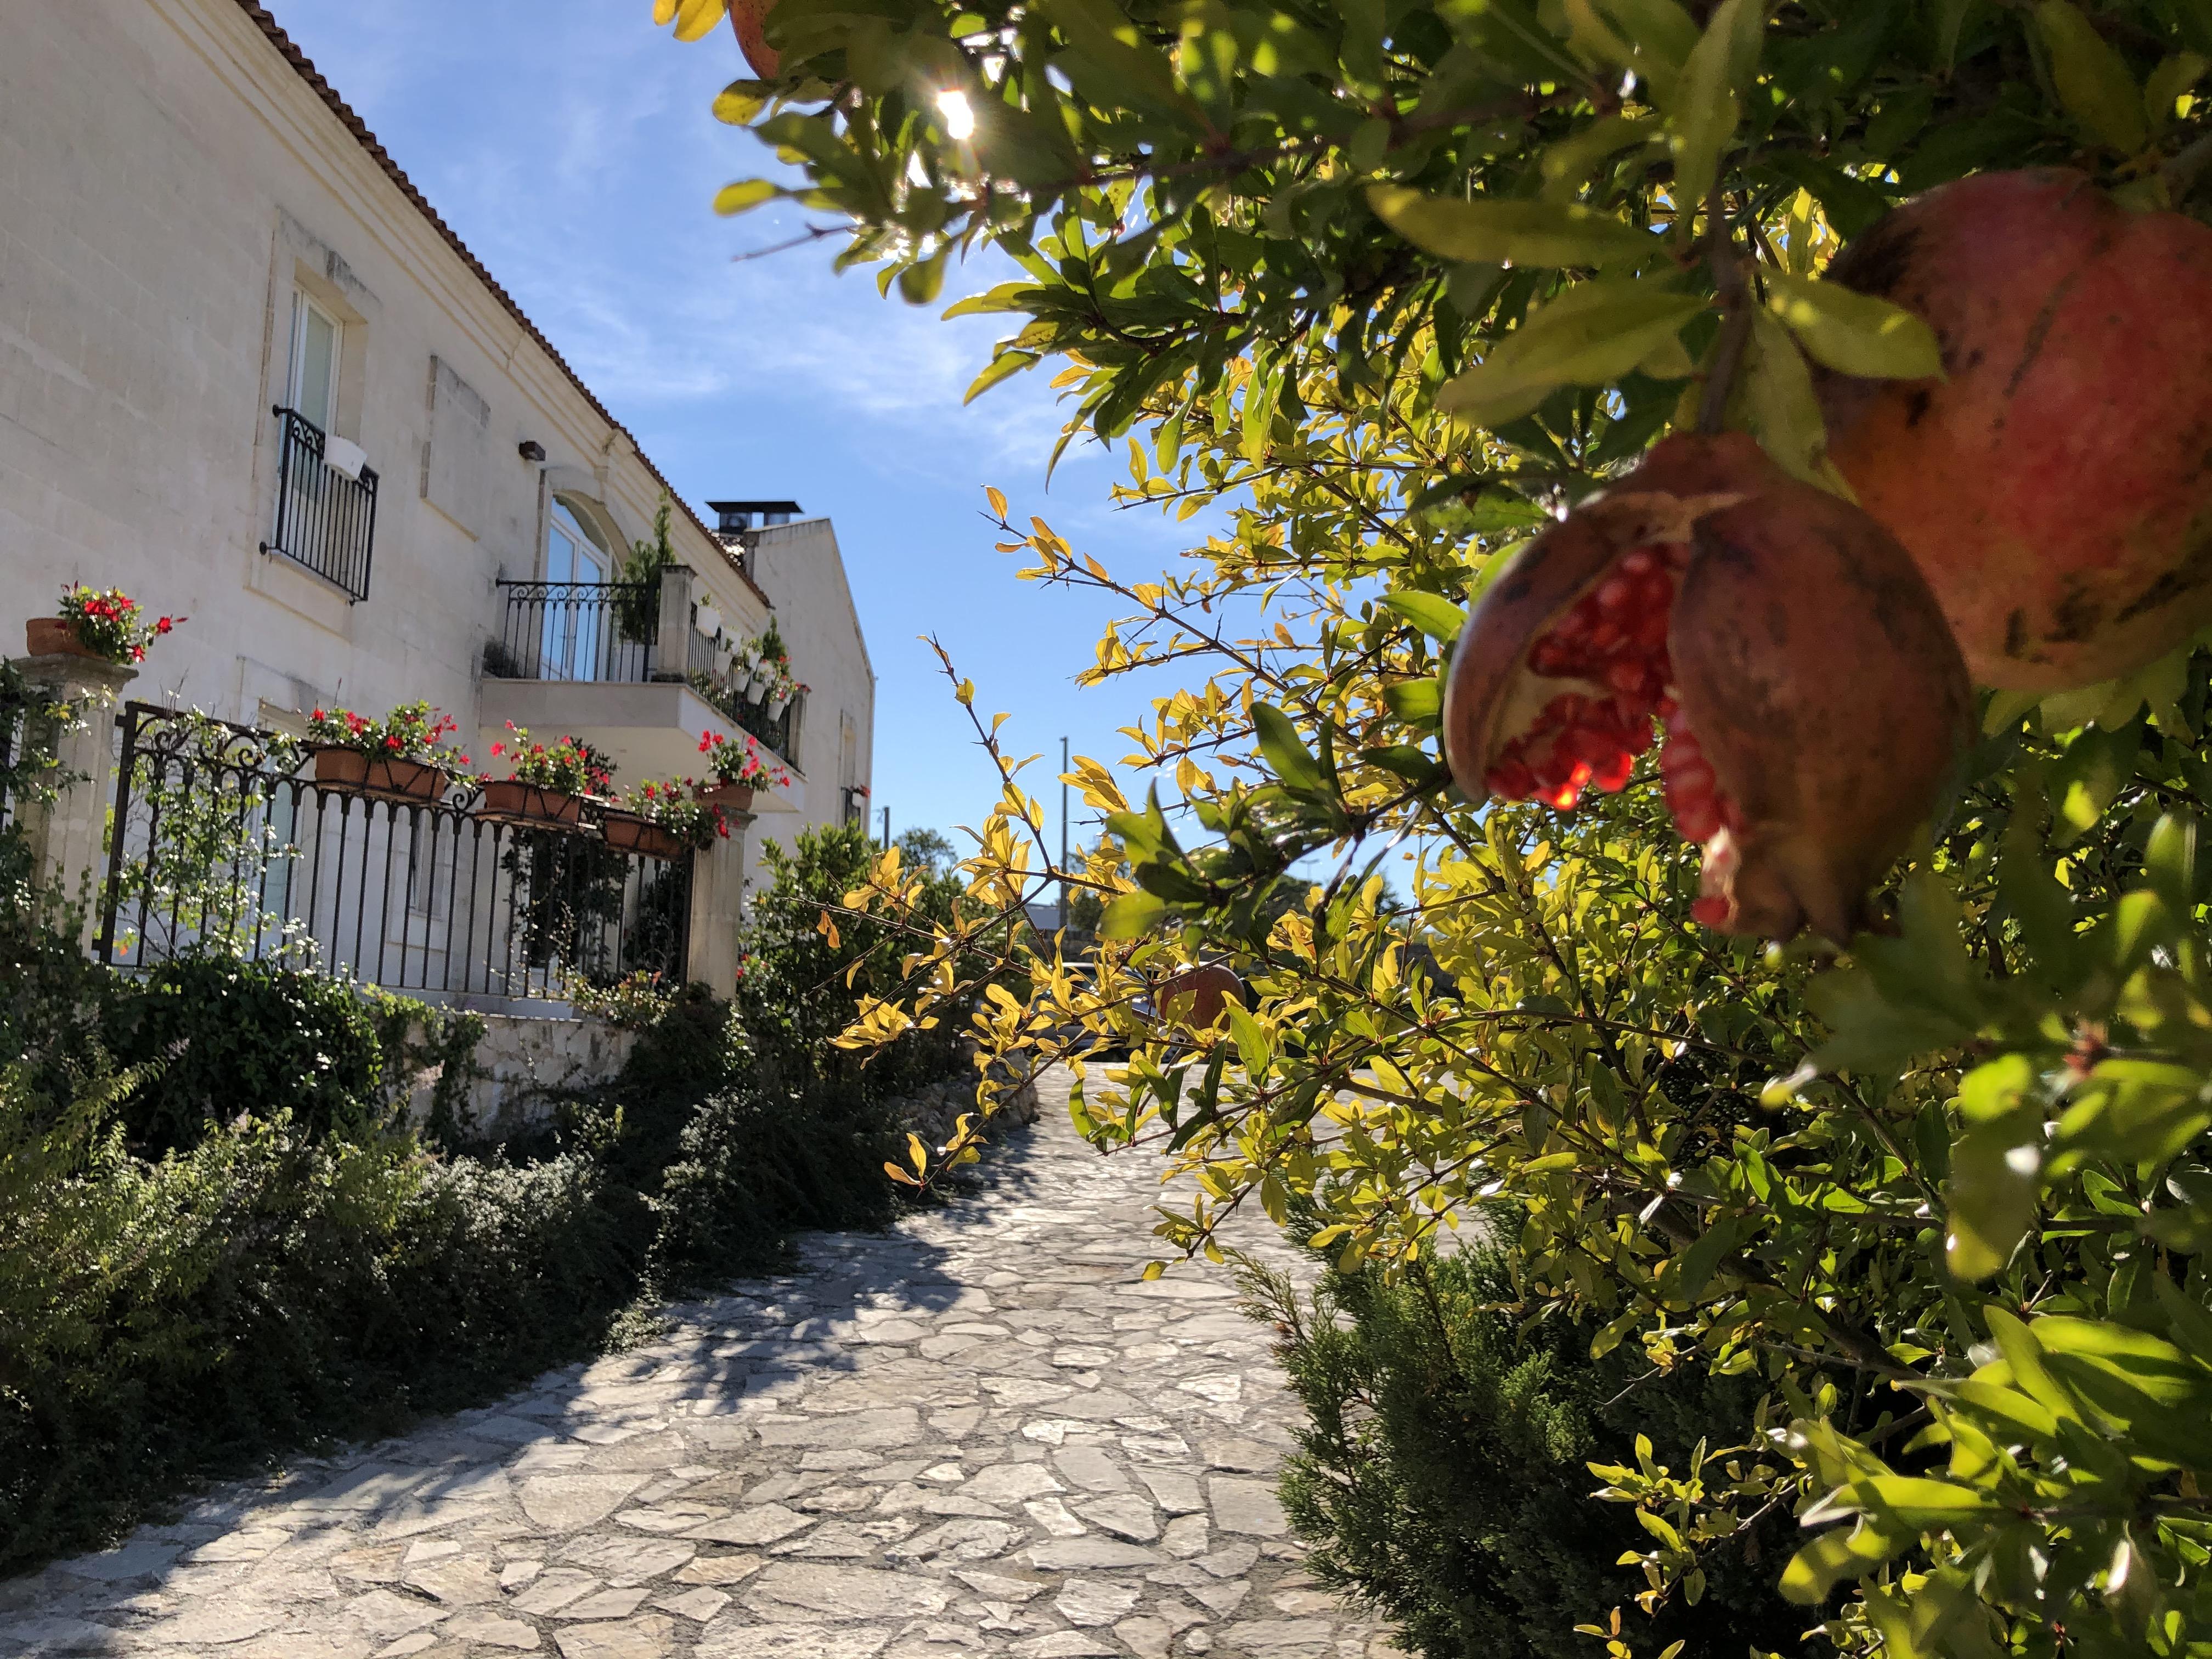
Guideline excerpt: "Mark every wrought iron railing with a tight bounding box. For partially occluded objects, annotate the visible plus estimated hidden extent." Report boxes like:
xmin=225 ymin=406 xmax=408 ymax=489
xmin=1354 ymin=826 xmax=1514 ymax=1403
xmin=263 ymin=407 xmax=378 ymax=601
xmin=489 ymin=581 xmax=658 ymax=683
xmin=97 ymin=702 xmax=691 ymax=1003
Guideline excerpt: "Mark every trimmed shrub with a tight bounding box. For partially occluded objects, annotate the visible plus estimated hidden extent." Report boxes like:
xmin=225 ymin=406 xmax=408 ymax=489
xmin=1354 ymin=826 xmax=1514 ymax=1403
xmin=1245 ymin=1238 xmax=1803 ymax=1659
xmin=103 ymin=958 xmax=385 ymax=1153
xmin=0 ymin=1063 xmax=644 ymax=1571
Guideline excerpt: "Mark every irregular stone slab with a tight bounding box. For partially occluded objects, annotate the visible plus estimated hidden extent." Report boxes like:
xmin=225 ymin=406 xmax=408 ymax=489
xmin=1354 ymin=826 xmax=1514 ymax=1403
xmin=554 ymin=1614 xmax=678 ymax=1659
xmin=511 ymin=1571 xmax=602 ymax=1615
xmin=59 ymin=1538 xmax=184 ymax=1582
xmin=698 ymin=1627 xmax=893 ymax=1659
xmin=558 ymin=1587 xmax=651 ymax=1620
xmin=441 ymin=1611 xmax=543 ymax=1649
xmin=1056 ymin=1577 xmax=1144 ymax=1626
xmin=686 ymin=1503 xmax=815 ymax=1545
xmin=754 ymin=1408 xmax=922 ymax=1449
xmin=341 ymin=1589 xmax=453 ymax=1640
xmin=561 ymin=1536 xmax=696 ymax=1581
xmin=1224 ymin=1618 xmax=1339 ymax=1647
xmin=655 ymin=1585 xmax=732 ymax=1621
xmin=743 ymin=1562 xmax=953 ymax=1620
xmin=676 ymin=1551 xmax=765 ymax=1585
xmin=1208 ymin=1476 xmax=1288 ymax=1536
xmin=520 ymin=1473 xmax=649 ymax=1532
xmin=1075 ymin=1493 xmax=1162 ymax=1542
xmin=1008 ymin=1634 xmax=1122 ymax=1658
xmin=1134 ymin=1468 xmax=1205 ymax=1514
xmin=1052 ymin=1446 xmax=1129 ymax=1492
xmin=1023 ymin=1538 xmax=1164 ymax=1570
xmin=1116 ymin=1613 xmax=1174 ymax=1659
xmin=139 ymin=1604 xmax=284 ymax=1644
xmin=964 ymin=1463 xmax=1064 ymax=1504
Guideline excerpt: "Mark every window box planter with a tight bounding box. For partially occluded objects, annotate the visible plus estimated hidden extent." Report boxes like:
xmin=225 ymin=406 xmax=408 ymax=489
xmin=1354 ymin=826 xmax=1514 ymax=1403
xmin=477 ymin=780 xmax=589 ymax=830
xmin=25 ymin=617 xmax=100 ymax=659
xmin=600 ymin=809 xmax=684 ymax=861
xmin=311 ymin=747 xmax=448 ymax=804
xmin=693 ymin=782 xmax=755 ymax=813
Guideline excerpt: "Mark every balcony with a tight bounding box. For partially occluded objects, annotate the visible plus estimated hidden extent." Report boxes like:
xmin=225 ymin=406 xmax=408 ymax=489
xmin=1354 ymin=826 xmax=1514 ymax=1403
xmin=482 ymin=571 xmax=803 ymax=809
xmin=263 ymin=407 xmax=378 ymax=600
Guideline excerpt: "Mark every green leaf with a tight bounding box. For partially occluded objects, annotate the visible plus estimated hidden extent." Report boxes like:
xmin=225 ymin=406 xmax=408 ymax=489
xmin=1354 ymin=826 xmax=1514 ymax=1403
xmin=2035 ymin=1 xmax=2151 ymax=154
xmin=964 ymin=350 xmax=1041 ymax=403
xmin=1663 ymin=0 xmax=1760 ymax=221
xmin=1252 ymin=703 xmax=1329 ymax=797
xmin=1099 ymin=889 xmax=1167 ymax=939
xmin=713 ymin=81 xmax=774 ymax=126
xmin=1781 ymin=1523 xmax=1901 ymax=1605
xmin=713 ymin=178 xmax=781 ymax=216
xmin=1945 ymin=1126 xmax=2040 ymax=1281
xmin=1379 ymin=592 xmax=1469 ymax=645
xmin=1856 ymin=1475 xmax=2001 ymax=1530
xmin=1365 ymin=186 xmax=1657 ymax=269
xmin=1437 ymin=280 xmax=1706 ymax=426
xmin=1763 ymin=271 xmax=1945 ymax=381
xmin=1734 ymin=313 xmax=1842 ymax=490
xmin=1383 ymin=678 xmax=1443 ymax=725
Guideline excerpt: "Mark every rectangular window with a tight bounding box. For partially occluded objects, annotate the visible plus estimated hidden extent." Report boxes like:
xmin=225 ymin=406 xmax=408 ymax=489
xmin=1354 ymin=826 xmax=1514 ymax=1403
xmin=287 ymin=291 xmax=340 ymax=432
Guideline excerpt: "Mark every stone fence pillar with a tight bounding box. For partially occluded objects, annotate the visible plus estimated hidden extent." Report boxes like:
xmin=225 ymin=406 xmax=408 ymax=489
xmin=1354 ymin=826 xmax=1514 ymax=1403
xmin=686 ymin=809 xmax=752 ymax=992
xmin=654 ymin=563 xmax=696 ymax=684
xmin=8 ymin=653 xmax=137 ymax=936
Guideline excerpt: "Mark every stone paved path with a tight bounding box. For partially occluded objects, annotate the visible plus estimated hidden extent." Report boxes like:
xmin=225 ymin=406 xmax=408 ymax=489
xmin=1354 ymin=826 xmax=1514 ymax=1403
xmin=0 ymin=1070 xmax=1398 ymax=1659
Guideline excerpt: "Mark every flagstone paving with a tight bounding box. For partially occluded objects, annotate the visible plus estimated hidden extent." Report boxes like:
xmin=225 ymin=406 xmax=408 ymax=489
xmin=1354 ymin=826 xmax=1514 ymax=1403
xmin=0 ymin=1069 xmax=1401 ymax=1659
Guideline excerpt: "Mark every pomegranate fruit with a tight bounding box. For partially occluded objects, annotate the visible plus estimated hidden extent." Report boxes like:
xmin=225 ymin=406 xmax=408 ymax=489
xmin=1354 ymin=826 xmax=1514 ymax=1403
xmin=1815 ymin=168 xmax=2212 ymax=692
xmin=1442 ymin=433 xmax=1973 ymax=941
xmin=729 ymin=0 xmax=780 ymax=76
xmin=1156 ymin=964 xmax=1244 ymax=1029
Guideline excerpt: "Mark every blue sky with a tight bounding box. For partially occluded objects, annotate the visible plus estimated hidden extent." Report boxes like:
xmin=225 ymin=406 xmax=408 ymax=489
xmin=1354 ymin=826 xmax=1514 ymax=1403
xmin=268 ymin=0 xmax=1196 ymax=860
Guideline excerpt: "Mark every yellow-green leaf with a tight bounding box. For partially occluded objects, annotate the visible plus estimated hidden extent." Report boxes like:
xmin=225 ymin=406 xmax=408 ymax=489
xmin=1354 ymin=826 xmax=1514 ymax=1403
xmin=1764 ymin=270 xmax=1944 ymax=381
xmin=2036 ymin=1 xmax=2151 ymax=154
xmin=1365 ymin=185 xmax=1656 ymax=269
xmin=713 ymin=178 xmax=780 ymax=216
xmin=1437 ymin=280 xmax=1705 ymax=426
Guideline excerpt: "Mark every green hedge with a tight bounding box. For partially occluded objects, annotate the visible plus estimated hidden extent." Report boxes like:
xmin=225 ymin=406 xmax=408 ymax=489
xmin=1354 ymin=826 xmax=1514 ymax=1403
xmin=1247 ymin=1238 xmax=1804 ymax=1659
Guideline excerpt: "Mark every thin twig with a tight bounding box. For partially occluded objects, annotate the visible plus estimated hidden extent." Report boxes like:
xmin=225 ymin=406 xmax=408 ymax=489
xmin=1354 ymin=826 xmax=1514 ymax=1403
xmin=1696 ymin=193 xmax=1756 ymax=435
xmin=730 ymin=224 xmax=845 ymax=264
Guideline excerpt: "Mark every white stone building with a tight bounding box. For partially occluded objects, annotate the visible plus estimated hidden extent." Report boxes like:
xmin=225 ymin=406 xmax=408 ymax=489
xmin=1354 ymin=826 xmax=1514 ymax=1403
xmin=0 ymin=0 xmax=874 ymax=1016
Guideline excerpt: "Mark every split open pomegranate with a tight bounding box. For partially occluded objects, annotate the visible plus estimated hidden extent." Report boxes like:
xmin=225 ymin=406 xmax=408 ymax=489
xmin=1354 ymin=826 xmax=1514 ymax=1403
xmin=1442 ymin=433 xmax=1974 ymax=941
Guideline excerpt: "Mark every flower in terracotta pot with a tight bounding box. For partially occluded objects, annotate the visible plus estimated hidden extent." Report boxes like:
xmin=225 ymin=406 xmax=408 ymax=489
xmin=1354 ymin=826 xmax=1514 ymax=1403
xmin=490 ymin=723 xmax=611 ymax=797
xmin=621 ymin=777 xmax=729 ymax=850
xmin=42 ymin=585 xmax=183 ymax=663
xmin=306 ymin=702 xmax=469 ymax=801
xmin=697 ymin=729 xmax=789 ymax=793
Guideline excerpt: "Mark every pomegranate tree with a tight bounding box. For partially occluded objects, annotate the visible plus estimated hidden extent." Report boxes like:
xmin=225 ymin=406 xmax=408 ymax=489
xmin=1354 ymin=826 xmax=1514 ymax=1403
xmin=1816 ymin=168 xmax=2212 ymax=692
xmin=729 ymin=0 xmax=778 ymax=76
xmin=1443 ymin=434 xmax=1973 ymax=941
xmin=1155 ymin=964 xmax=1243 ymax=1029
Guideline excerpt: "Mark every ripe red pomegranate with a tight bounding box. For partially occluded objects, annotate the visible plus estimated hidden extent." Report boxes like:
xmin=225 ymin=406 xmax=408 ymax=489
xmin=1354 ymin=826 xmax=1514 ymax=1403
xmin=1815 ymin=168 xmax=2212 ymax=692
xmin=729 ymin=0 xmax=780 ymax=76
xmin=1156 ymin=964 xmax=1244 ymax=1029
xmin=1442 ymin=433 xmax=1973 ymax=941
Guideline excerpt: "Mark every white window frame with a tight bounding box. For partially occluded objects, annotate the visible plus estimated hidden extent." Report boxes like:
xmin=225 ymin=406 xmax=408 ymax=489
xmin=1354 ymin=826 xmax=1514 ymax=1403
xmin=285 ymin=290 xmax=342 ymax=433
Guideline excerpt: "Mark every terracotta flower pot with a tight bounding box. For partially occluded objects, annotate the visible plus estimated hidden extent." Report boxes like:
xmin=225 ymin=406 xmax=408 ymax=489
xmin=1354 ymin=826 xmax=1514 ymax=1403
xmin=695 ymin=781 xmax=755 ymax=812
xmin=312 ymin=747 xmax=371 ymax=791
xmin=477 ymin=779 xmax=588 ymax=830
xmin=601 ymin=811 xmax=685 ymax=861
xmin=25 ymin=617 xmax=99 ymax=659
xmin=315 ymin=747 xmax=447 ymax=804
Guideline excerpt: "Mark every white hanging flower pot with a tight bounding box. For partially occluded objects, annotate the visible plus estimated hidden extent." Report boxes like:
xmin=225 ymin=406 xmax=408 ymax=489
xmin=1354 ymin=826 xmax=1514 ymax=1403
xmin=744 ymin=672 xmax=768 ymax=703
xmin=768 ymin=694 xmax=790 ymax=718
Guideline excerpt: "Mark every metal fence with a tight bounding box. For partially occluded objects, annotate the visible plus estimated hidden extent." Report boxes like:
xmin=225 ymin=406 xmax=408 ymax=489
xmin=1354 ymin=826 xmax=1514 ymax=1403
xmin=489 ymin=580 xmax=658 ymax=682
xmin=96 ymin=703 xmax=691 ymax=1002
xmin=263 ymin=407 xmax=379 ymax=601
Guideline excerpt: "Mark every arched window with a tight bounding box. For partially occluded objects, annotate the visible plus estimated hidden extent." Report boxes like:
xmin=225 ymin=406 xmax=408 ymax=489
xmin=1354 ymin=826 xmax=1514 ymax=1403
xmin=540 ymin=496 xmax=617 ymax=680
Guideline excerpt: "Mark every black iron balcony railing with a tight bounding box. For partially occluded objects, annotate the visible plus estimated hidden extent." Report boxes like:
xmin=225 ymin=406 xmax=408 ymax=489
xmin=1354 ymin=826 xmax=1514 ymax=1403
xmin=263 ymin=407 xmax=378 ymax=601
xmin=96 ymin=701 xmax=691 ymax=1003
xmin=489 ymin=580 xmax=658 ymax=683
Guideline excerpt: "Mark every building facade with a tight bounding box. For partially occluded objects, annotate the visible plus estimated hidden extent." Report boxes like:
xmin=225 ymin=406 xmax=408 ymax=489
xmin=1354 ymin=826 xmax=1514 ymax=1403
xmin=0 ymin=0 xmax=874 ymax=1007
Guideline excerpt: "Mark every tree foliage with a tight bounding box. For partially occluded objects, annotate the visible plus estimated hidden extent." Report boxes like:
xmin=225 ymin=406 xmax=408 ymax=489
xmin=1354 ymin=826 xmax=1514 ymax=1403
xmin=663 ymin=1 xmax=2212 ymax=1652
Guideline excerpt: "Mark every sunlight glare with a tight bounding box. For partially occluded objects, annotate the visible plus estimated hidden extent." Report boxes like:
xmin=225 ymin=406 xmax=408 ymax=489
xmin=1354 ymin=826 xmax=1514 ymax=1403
xmin=936 ymin=88 xmax=975 ymax=140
